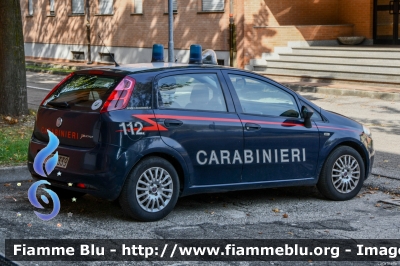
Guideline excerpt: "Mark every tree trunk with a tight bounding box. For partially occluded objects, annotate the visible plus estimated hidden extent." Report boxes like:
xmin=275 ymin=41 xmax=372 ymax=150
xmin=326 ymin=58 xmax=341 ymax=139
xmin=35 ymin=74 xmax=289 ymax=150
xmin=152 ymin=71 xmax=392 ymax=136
xmin=0 ymin=0 xmax=28 ymax=116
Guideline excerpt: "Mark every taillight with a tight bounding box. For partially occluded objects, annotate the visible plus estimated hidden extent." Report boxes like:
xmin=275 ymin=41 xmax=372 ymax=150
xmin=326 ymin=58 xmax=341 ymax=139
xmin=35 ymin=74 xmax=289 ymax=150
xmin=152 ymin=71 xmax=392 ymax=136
xmin=100 ymin=76 xmax=136 ymax=113
xmin=40 ymin=72 xmax=75 ymax=106
xmin=76 ymin=183 xmax=86 ymax=189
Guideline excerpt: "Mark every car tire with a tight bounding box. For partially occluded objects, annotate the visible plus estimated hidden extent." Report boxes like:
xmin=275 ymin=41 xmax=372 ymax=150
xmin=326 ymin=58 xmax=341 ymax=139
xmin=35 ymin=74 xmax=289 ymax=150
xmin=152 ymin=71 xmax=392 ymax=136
xmin=317 ymin=146 xmax=365 ymax=201
xmin=45 ymin=185 xmax=86 ymax=199
xmin=119 ymin=156 xmax=180 ymax=222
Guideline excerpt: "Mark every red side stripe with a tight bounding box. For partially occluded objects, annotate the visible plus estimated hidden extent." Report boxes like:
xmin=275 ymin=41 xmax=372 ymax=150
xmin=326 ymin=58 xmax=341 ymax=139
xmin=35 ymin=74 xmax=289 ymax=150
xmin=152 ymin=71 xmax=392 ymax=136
xmin=154 ymin=114 xmax=241 ymax=123
xmin=133 ymin=114 xmax=168 ymax=131
xmin=119 ymin=114 xmax=358 ymax=133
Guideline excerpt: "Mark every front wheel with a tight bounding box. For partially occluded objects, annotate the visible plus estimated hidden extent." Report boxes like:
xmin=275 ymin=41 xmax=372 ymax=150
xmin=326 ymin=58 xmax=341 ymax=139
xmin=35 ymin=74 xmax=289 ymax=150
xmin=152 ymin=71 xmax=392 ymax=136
xmin=317 ymin=146 xmax=365 ymax=201
xmin=119 ymin=157 xmax=180 ymax=222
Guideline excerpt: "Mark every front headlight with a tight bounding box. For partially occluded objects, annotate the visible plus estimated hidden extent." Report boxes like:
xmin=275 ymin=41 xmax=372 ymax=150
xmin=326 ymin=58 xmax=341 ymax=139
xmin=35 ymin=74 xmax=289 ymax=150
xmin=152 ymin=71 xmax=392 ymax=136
xmin=363 ymin=125 xmax=371 ymax=136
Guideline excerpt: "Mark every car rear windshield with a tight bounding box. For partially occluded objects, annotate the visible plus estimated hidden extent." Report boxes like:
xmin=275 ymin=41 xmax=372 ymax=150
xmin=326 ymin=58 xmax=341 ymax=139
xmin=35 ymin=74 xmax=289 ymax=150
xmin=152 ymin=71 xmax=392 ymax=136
xmin=43 ymin=74 xmax=123 ymax=112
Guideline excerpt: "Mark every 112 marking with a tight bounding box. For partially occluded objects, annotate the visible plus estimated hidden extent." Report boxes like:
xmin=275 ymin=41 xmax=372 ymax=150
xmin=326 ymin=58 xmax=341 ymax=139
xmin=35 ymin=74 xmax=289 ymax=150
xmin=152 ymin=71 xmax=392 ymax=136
xmin=119 ymin=122 xmax=145 ymax=135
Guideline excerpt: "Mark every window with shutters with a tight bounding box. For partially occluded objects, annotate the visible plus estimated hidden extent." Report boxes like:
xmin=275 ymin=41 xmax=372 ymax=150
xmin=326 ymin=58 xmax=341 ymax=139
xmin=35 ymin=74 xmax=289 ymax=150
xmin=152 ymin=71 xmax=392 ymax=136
xmin=164 ymin=0 xmax=177 ymax=14
xmin=173 ymin=0 xmax=177 ymax=12
xmin=71 ymin=0 xmax=84 ymax=14
xmin=99 ymin=0 xmax=113 ymax=14
xmin=28 ymin=0 xmax=33 ymax=15
xmin=49 ymin=0 xmax=55 ymax=15
xmin=202 ymin=0 xmax=224 ymax=12
xmin=133 ymin=0 xmax=143 ymax=14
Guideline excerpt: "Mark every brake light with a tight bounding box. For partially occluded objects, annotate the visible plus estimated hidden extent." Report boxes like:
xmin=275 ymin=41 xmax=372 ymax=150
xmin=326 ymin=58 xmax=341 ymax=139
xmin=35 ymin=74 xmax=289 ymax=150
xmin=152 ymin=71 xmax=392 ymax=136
xmin=40 ymin=72 xmax=75 ymax=106
xmin=76 ymin=183 xmax=86 ymax=189
xmin=100 ymin=76 xmax=136 ymax=113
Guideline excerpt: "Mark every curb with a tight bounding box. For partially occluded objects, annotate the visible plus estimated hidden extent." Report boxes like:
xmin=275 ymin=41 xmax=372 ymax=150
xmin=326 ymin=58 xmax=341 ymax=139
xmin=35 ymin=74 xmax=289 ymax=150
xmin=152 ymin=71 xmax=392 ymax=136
xmin=0 ymin=166 xmax=32 ymax=183
xmin=25 ymin=68 xmax=72 ymax=76
xmin=371 ymin=167 xmax=400 ymax=180
xmin=25 ymin=61 xmax=84 ymax=76
xmin=283 ymin=83 xmax=400 ymax=101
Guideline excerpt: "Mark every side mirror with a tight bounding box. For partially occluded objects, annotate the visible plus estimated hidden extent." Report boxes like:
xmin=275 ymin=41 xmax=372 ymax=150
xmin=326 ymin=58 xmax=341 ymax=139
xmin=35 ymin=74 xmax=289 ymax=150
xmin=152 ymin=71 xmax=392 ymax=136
xmin=301 ymin=106 xmax=314 ymax=128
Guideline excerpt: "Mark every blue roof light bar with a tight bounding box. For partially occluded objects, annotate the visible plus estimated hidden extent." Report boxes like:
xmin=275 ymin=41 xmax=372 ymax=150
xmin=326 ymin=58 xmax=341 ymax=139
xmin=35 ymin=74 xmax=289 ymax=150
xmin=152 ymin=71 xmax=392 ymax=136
xmin=151 ymin=44 xmax=164 ymax=62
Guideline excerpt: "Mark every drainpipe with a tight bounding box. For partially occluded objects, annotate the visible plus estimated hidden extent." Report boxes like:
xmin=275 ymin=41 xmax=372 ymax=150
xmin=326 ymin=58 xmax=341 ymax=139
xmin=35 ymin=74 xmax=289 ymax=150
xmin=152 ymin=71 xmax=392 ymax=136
xmin=229 ymin=0 xmax=236 ymax=67
xmin=86 ymin=0 xmax=92 ymax=64
xmin=168 ymin=0 xmax=174 ymax=62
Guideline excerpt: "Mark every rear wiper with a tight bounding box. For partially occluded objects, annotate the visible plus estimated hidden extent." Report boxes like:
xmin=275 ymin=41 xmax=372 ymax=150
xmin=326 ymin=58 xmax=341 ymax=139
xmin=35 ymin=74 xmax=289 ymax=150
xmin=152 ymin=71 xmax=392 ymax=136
xmin=47 ymin=101 xmax=70 ymax=108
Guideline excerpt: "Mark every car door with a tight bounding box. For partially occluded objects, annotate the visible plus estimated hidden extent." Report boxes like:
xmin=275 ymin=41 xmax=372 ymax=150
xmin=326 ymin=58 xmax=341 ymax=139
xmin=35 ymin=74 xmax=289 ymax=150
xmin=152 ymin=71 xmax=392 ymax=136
xmin=153 ymin=70 xmax=243 ymax=186
xmin=222 ymin=70 xmax=320 ymax=184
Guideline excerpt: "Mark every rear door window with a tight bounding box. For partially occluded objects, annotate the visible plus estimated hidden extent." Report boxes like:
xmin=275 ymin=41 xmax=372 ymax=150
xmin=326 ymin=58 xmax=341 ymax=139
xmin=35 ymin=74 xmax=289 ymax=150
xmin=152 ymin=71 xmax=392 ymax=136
xmin=157 ymin=73 xmax=227 ymax=112
xmin=43 ymin=74 xmax=123 ymax=112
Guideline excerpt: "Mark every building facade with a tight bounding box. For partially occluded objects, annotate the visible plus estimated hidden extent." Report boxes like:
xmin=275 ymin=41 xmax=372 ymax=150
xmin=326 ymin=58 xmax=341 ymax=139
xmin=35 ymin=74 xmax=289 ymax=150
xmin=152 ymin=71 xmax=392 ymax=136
xmin=21 ymin=0 xmax=399 ymax=68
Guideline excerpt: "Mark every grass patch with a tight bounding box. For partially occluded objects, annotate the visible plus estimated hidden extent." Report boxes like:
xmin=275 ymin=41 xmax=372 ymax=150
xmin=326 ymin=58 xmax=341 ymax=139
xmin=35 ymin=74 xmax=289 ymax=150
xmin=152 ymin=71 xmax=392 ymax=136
xmin=0 ymin=111 xmax=36 ymax=167
xmin=25 ymin=64 xmax=73 ymax=74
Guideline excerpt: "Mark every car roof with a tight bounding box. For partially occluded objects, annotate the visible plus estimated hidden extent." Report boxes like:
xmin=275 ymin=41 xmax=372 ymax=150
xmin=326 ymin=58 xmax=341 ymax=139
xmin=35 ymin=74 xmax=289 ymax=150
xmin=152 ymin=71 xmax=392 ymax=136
xmin=79 ymin=62 xmax=235 ymax=75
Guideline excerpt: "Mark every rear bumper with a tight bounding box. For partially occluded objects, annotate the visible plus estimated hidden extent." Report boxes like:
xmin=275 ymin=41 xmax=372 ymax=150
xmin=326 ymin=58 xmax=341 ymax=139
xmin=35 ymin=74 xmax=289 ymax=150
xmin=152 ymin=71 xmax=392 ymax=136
xmin=28 ymin=138 xmax=135 ymax=201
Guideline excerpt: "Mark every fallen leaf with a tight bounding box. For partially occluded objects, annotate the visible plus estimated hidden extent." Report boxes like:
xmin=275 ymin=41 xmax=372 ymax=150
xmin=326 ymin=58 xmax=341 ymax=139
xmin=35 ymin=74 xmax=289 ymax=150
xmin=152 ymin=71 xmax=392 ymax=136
xmin=272 ymin=208 xmax=280 ymax=213
xmin=283 ymin=213 xmax=288 ymax=218
xmin=210 ymin=212 xmax=215 ymax=215
xmin=375 ymin=203 xmax=381 ymax=207
xmin=3 ymin=183 xmax=11 ymax=187
xmin=287 ymin=232 xmax=293 ymax=235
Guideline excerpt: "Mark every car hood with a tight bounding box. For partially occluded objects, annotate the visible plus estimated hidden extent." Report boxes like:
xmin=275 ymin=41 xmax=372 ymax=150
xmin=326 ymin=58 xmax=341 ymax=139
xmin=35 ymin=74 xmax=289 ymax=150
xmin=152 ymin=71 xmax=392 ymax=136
xmin=320 ymin=109 xmax=363 ymax=130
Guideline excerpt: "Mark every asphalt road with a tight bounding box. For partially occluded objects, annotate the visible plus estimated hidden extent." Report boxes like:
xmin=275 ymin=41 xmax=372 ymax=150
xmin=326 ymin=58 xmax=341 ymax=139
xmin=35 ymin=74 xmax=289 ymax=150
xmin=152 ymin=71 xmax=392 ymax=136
xmin=2 ymin=71 xmax=398 ymax=266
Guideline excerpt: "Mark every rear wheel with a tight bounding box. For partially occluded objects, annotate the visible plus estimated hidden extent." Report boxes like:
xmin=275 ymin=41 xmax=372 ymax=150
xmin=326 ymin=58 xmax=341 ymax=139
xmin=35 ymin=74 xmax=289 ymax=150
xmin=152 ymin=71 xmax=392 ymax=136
xmin=119 ymin=157 xmax=179 ymax=222
xmin=317 ymin=146 xmax=365 ymax=201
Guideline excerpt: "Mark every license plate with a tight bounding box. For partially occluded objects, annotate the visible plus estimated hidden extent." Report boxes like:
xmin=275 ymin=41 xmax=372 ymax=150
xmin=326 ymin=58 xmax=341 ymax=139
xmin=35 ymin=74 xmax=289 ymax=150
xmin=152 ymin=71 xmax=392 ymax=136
xmin=57 ymin=155 xmax=69 ymax=168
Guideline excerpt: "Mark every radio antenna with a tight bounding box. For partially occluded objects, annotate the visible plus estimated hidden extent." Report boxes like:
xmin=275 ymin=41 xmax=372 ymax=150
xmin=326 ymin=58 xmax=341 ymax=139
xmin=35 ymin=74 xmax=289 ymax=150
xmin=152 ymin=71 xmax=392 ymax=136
xmin=98 ymin=34 xmax=119 ymax=67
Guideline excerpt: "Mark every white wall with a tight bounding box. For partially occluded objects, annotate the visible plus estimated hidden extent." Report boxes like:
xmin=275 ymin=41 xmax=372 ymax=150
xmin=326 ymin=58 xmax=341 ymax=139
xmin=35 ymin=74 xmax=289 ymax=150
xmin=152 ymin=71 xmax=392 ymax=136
xmin=24 ymin=43 xmax=230 ymax=65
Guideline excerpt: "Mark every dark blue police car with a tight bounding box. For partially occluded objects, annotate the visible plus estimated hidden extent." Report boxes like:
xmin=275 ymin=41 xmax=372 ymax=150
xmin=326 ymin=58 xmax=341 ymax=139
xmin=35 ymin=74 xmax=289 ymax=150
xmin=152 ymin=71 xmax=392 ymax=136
xmin=28 ymin=45 xmax=374 ymax=222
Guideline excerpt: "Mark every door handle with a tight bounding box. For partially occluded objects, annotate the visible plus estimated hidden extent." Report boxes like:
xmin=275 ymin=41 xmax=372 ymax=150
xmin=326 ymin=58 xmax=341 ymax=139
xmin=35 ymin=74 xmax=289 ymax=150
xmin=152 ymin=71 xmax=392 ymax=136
xmin=245 ymin=123 xmax=261 ymax=131
xmin=164 ymin=119 xmax=183 ymax=128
